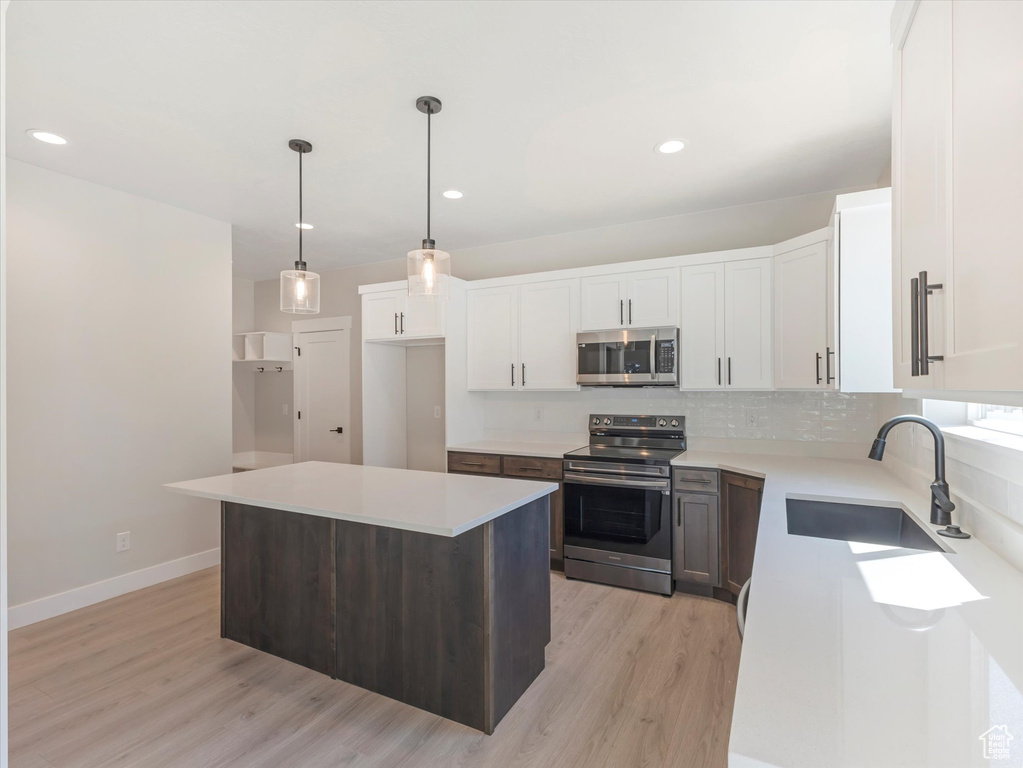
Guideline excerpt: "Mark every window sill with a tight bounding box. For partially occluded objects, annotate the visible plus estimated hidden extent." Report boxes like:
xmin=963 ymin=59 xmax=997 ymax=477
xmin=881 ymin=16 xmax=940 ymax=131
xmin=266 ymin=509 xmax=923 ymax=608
xmin=941 ymin=425 xmax=1023 ymax=455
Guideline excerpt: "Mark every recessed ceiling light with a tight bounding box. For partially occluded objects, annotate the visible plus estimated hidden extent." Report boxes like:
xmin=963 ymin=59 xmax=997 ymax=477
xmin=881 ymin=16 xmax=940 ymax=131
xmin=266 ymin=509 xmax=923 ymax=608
xmin=442 ymin=190 xmax=463 ymax=199
xmin=27 ymin=129 xmax=67 ymax=145
xmin=656 ymin=139 xmax=685 ymax=154
xmin=295 ymin=222 xmax=313 ymax=230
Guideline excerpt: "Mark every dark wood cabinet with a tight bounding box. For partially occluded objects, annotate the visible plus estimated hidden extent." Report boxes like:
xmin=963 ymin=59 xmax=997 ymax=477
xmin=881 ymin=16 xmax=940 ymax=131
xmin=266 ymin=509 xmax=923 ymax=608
xmin=721 ymin=472 xmax=764 ymax=596
xmin=672 ymin=492 xmax=720 ymax=586
xmin=448 ymin=451 xmax=565 ymax=570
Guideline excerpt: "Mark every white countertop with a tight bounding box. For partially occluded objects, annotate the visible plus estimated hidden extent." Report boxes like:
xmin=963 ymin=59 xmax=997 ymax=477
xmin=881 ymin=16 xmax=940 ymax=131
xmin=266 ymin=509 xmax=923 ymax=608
xmin=447 ymin=439 xmax=585 ymax=459
xmin=671 ymin=451 xmax=1023 ymax=768
xmin=165 ymin=461 xmax=557 ymax=537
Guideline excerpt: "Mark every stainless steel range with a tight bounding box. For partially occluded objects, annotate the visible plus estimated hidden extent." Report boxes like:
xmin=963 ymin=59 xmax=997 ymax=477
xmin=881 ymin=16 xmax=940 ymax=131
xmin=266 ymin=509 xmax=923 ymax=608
xmin=562 ymin=414 xmax=685 ymax=596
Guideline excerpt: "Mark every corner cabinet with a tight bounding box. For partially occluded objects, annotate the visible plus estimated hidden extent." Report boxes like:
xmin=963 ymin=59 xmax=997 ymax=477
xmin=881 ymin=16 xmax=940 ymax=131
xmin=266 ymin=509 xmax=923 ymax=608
xmin=466 ymin=279 xmax=579 ymax=391
xmin=892 ymin=0 xmax=1023 ymax=391
xmin=363 ymin=287 xmax=445 ymax=342
xmin=579 ymin=268 xmax=678 ymax=331
xmin=679 ymin=258 xmax=772 ymax=390
xmin=672 ymin=467 xmax=763 ymax=599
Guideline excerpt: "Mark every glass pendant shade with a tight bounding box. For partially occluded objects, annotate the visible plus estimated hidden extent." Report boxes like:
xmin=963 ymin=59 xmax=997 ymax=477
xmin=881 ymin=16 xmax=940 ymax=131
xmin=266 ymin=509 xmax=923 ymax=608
xmin=280 ymin=268 xmax=320 ymax=313
xmin=407 ymin=246 xmax=451 ymax=297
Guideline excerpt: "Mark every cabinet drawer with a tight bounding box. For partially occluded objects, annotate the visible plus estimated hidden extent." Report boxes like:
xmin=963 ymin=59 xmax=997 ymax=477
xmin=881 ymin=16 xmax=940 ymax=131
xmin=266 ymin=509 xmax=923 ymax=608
xmin=447 ymin=452 xmax=501 ymax=475
xmin=672 ymin=468 xmax=720 ymax=493
xmin=501 ymin=455 xmax=563 ymax=481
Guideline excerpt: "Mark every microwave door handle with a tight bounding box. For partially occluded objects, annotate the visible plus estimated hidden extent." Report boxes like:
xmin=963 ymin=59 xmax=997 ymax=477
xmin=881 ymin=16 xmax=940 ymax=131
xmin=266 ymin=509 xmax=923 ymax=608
xmin=650 ymin=333 xmax=656 ymax=379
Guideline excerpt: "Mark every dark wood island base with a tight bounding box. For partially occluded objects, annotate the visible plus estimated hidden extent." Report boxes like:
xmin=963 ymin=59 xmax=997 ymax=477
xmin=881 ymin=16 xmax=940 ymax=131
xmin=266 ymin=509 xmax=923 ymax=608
xmin=221 ymin=496 xmax=551 ymax=734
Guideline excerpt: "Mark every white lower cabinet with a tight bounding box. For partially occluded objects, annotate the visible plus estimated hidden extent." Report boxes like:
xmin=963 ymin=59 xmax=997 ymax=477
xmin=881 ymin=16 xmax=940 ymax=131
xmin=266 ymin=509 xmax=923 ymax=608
xmin=467 ymin=279 xmax=579 ymax=391
xmin=362 ymin=286 xmax=445 ymax=341
xmin=680 ymin=258 xmax=772 ymax=390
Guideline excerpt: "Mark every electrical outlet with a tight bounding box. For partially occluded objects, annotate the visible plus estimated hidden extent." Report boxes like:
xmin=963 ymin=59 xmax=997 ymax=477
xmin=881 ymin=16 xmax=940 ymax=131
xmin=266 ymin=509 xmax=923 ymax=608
xmin=116 ymin=531 xmax=130 ymax=553
xmin=534 ymin=407 xmax=544 ymax=422
xmin=745 ymin=408 xmax=758 ymax=428
xmin=282 ymin=403 xmax=288 ymax=416
xmin=433 ymin=405 xmax=442 ymax=419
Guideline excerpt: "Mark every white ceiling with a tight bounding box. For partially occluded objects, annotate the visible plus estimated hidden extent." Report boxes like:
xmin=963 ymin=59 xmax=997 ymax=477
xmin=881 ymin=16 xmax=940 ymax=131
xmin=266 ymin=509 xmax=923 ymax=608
xmin=6 ymin=0 xmax=894 ymax=280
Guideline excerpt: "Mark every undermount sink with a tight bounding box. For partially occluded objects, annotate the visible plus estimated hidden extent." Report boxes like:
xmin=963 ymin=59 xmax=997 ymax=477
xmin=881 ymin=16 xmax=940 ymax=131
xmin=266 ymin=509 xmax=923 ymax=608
xmin=786 ymin=498 xmax=946 ymax=553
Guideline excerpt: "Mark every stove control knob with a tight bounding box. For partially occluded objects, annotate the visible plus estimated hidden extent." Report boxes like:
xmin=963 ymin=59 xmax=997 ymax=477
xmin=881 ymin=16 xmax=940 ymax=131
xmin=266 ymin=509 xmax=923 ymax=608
xmin=670 ymin=419 xmax=680 ymax=428
xmin=604 ymin=417 xmax=612 ymax=425
xmin=658 ymin=418 xmax=667 ymax=427
xmin=592 ymin=416 xmax=601 ymax=426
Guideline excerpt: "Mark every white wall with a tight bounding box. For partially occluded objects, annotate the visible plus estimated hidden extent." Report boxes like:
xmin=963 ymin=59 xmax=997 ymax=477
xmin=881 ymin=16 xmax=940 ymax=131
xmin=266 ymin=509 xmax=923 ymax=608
xmin=405 ymin=345 xmax=446 ymax=472
xmin=231 ymin=276 xmax=255 ymax=453
xmin=249 ymin=186 xmax=867 ymax=462
xmin=6 ymin=160 xmax=232 ymax=625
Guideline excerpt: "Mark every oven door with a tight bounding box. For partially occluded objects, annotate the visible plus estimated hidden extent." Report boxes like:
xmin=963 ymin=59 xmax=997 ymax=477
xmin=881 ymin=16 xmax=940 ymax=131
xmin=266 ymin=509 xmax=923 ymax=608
xmin=576 ymin=329 xmax=678 ymax=386
xmin=562 ymin=471 xmax=672 ymax=572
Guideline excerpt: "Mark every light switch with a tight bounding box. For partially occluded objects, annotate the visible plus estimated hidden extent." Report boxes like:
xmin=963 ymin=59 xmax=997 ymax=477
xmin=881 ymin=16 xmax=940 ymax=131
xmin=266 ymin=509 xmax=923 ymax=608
xmin=433 ymin=405 xmax=442 ymax=419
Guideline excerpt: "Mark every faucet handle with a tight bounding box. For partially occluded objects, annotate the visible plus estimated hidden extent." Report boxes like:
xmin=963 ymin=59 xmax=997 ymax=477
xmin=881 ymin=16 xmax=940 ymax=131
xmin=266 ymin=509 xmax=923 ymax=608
xmin=930 ymin=481 xmax=956 ymax=514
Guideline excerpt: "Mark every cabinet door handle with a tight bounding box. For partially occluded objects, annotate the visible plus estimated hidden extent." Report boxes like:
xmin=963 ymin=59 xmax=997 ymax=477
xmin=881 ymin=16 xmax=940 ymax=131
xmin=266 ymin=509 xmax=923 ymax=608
xmin=511 ymin=363 xmax=515 ymax=386
xmin=400 ymin=312 xmax=405 ymax=335
xmin=620 ymin=299 xmax=624 ymax=326
xmin=727 ymin=357 xmax=732 ymax=386
xmin=628 ymin=299 xmax=633 ymax=325
xmin=522 ymin=363 xmax=526 ymax=386
xmin=394 ymin=312 xmax=399 ymax=335
xmin=910 ymin=277 xmax=920 ymax=376
xmin=826 ymin=347 xmax=835 ymax=385
xmin=676 ymin=495 xmax=681 ymax=527
xmin=919 ymin=270 xmax=944 ymax=374
xmin=815 ymin=352 xmax=822 ymax=385
xmin=717 ymin=357 xmax=722 ymax=386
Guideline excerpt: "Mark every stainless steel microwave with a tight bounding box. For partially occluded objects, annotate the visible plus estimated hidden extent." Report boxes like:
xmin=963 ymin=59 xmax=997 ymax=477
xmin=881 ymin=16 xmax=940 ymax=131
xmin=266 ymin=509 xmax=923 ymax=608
xmin=576 ymin=328 xmax=679 ymax=386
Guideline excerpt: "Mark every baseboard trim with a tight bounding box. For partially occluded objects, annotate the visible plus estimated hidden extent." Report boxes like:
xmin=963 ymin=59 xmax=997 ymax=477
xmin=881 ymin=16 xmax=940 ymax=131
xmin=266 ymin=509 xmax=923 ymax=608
xmin=8 ymin=547 xmax=221 ymax=630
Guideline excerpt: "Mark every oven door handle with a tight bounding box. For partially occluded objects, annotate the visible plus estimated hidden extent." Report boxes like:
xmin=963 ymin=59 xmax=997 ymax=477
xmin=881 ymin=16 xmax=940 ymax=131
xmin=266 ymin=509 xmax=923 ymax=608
xmin=563 ymin=472 xmax=670 ymax=491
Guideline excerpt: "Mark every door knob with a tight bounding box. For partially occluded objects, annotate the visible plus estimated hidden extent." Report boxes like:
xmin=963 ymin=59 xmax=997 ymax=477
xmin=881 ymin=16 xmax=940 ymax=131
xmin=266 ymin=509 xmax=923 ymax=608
xmin=329 ymin=427 xmax=343 ymax=434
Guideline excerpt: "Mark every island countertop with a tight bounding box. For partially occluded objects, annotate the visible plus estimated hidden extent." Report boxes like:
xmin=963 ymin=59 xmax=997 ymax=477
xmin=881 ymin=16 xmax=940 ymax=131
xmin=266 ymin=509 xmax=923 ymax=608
xmin=165 ymin=460 xmax=557 ymax=537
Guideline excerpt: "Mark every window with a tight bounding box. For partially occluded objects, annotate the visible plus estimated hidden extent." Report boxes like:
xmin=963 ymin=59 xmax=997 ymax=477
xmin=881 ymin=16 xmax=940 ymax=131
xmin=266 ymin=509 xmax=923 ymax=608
xmin=968 ymin=403 xmax=1023 ymax=437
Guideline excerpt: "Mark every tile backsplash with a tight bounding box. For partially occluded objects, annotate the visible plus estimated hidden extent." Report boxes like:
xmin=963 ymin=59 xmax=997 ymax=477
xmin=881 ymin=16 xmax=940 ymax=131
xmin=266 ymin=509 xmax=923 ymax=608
xmin=484 ymin=389 xmax=883 ymax=443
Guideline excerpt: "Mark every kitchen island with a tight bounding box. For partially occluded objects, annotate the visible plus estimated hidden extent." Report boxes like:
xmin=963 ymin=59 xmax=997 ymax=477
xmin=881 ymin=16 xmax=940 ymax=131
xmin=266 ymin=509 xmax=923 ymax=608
xmin=166 ymin=460 xmax=557 ymax=734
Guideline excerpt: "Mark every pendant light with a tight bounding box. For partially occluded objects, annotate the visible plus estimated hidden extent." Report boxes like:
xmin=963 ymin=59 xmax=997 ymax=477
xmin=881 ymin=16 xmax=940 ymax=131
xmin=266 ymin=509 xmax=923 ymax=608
xmin=407 ymin=96 xmax=451 ymax=298
xmin=280 ymin=139 xmax=320 ymax=314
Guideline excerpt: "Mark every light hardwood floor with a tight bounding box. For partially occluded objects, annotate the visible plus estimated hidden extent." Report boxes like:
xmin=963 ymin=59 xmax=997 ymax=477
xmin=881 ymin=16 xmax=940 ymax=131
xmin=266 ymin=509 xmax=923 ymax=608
xmin=9 ymin=567 xmax=741 ymax=768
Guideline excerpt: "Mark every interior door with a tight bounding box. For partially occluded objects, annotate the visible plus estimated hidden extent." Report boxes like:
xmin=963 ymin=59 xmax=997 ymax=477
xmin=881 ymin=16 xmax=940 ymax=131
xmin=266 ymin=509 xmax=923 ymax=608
xmin=294 ymin=329 xmax=351 ymax=463
xmin=519 ymin=278 xmax=579 ymax=390
xmin=466 ymin=285 xmax=519 ymax=390
xmin=774 ymin=242 xmax=828 ymax=389
xmin=892 ymin=0 xmax=951 ymax=388
xmin=679 ymin=263 xmax=725 ymax=389
xmin=725 ymin=258 xmax=773 ymax=389
xmin=362 ymin=290 xmax=404 ymax=341
xmin=579 ymin=274 xmax=627 ymax=331
xmin=627 ymin=268 xmax=678 ymax=328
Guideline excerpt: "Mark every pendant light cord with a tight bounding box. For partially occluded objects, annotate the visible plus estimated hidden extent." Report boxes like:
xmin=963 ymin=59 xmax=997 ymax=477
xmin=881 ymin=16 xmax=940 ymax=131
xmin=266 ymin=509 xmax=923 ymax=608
xmin=426 ymin=108 xmax=432 ymax=243
xmin=298 ymin=148 xmax=304 ymax=267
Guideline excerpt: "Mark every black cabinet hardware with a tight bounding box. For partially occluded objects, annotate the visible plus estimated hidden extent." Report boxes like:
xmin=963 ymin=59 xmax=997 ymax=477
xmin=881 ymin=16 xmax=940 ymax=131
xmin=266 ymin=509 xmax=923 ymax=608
xmin=620 ymin=299 xmax=624 ymax=326
xmin=329 ymin=427 xmax=343 ymax=434
xmin=728 ymin=357 xmax=732 ymax=386
xmin=522 ymin=363 xmax=526 ymax=386
xmin=628 ymin=299 xmax=633 ymax=325
xmin=511 ymin=363 xmax=515 ymax=386
xmin=400 ymin=312 xmax=405 ymax=334
xmin=717 ymin=357 xmax=722 ymax=386
xmin=826 ymin=346 xmax=835 ymax=384
xmin=394 ymin=312 xmax=399 ymax=335
xmin=816 ymin=352 xmax=822 ymax=385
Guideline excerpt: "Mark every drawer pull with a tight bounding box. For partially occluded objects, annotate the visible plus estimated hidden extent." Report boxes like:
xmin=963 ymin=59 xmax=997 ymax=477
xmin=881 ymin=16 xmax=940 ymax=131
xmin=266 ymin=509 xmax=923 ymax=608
xmin=678 ymin=477 xmax=713 ymax=484
xmin=513 ymin=466 xmax=543 ymax=472
xmin=460 ymin=461 xmax=484 ymax=466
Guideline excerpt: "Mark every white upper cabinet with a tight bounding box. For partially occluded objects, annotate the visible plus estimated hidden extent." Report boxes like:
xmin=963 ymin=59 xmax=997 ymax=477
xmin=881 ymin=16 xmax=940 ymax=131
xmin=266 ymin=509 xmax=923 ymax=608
xmin=725 ymin=259 xmax=773 ymax=390
xmin=679 ymin=263 xmax=726 ymax=389
xmin=680 ymin=258 xmax=771 ymax=390
xmin=467 ymin=285 xmax=519 ymax=390
xmin=467 ymin=279 xmax=579 ymax=391
xmin=892 ymin=0 xmax=1023 ymax=391
xmin=579 ymin=274 xmax=627 ymax=330
xmin=626 ymin=268 xmax=679 ymax=328
xmin=362 ymin=286 xmax=445 ymax=342
xmin=774 ymin=241 xmax=829 ymax=389
xmin=943 ymin=0 xmax=1023 ymax=390
xmin=363 ymin=290 xmax=406 ymax=341
xmin=518 ymin=279 xmax=580 ymax=390
xmin=580 ymin=268 xmax=679 ymax=330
